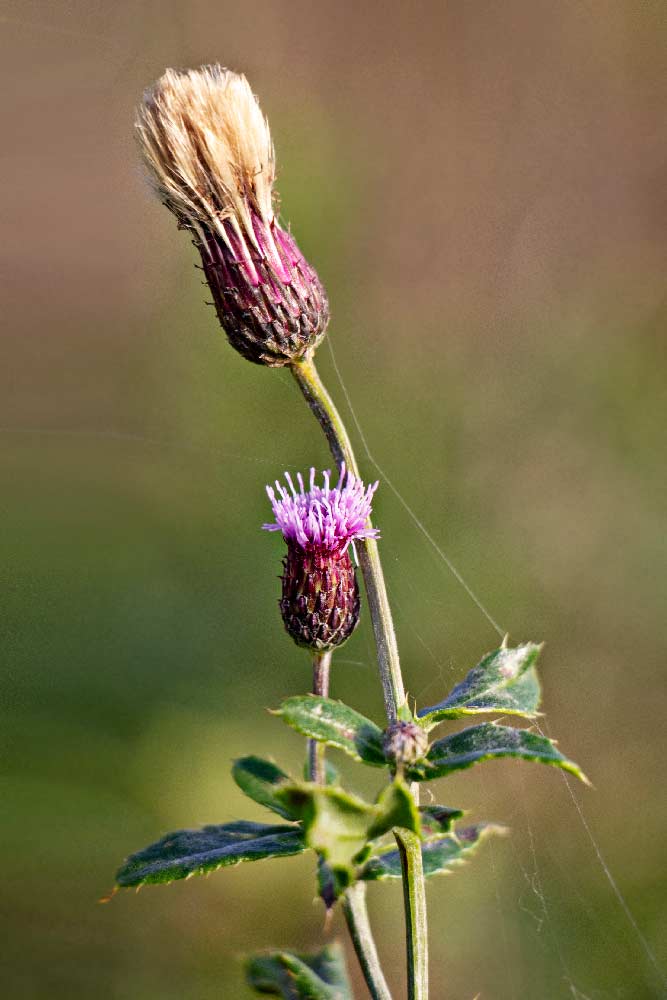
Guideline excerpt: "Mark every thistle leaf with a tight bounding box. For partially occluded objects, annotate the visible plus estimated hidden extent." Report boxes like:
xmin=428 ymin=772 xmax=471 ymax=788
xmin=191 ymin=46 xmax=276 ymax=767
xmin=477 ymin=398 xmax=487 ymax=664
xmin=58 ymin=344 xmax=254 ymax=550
xmin=116 ymin=821 xmax=304 ymax=888
xmin=418 ymin=642 xmax=543 ymax=726
xmin=233 ymin=756 xmax=295 ymax=820
xmin=277 ymin=696 xmax=386 ymax=766
xmin=276 ymin=779 xmax=420 ymax=879
xmin=360 ymin=823 xmax=506 ymax=881
xmin=246 ymin=942 xmax=352 ymax=999
xmin=419 ymin=804 xmax=465 ymax=837
xmin=408 ymin=722 xmax=588 ymax=783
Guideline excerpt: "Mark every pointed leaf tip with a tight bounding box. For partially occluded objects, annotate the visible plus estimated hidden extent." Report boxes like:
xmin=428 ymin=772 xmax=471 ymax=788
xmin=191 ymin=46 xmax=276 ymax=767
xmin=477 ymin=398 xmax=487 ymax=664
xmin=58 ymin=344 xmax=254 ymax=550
xmin=115 ymin=821 xmax=305 ymax=889
xmin=276 ymin=778 xmax=420 ymax=880
xmin=278 ymin=695 xmax=386 ymax=766
xmin=418 ymin=642 xmax=544 ymax=726
xmin=360 ymin=822 xmax=505 ymax=881
xmin=408 ymin=722 xmax=587 ymax=784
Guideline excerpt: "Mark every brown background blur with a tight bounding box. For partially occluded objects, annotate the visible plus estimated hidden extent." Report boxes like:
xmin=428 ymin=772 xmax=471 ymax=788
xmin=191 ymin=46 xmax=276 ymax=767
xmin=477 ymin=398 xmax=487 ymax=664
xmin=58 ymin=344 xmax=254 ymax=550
xmin=2 ymin=2 xmax=666 ymax=998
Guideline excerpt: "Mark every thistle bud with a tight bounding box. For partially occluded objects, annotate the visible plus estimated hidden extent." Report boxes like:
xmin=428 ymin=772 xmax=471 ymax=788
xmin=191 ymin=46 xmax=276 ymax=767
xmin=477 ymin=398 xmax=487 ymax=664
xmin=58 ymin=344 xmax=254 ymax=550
xmin=383 ymin=720 xmax=429 ymax=769
xmin=263 ymin=466 xmax=379 ymax=651
xmin=136 ymin=66 xmax=329 ymax=367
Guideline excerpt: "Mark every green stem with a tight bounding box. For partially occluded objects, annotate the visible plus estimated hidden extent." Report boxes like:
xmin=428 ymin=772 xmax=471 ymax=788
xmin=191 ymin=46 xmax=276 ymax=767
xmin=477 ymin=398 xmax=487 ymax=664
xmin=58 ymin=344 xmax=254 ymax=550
xmin=342 ymin=883 xmax=394 ymax=1000
xmin=291 ymin=354 xmax=406 ymax=721
xmin=310 ymin=653 xmax=391 ymax=1000
xmin=309 ymin=650 xmax=331 ymax=785
xmin=395 ymin=828 xmax=429 ymax=1000
xmin=291 ymin=351 xmax=428 ymax=999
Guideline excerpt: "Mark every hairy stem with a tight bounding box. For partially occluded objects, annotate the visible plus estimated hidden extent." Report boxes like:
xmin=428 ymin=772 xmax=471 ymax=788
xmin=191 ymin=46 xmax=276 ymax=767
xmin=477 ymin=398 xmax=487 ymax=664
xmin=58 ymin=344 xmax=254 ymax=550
xmin=343 ymin=883 xmax=394 ymax=1000
xmin=291 ymin=351 xmax=428 ymax=999
xmin=309 ymin=650 xmax=331 ymax=784
xmin=291 ymin=354 xmax=405 ymax=721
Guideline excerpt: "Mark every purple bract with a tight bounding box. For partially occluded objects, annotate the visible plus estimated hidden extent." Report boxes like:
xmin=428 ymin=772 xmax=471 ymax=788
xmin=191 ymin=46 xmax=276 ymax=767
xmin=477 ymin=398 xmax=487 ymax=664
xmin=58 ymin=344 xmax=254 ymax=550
xmin=263 ymin=464 xmax=379 ymax=554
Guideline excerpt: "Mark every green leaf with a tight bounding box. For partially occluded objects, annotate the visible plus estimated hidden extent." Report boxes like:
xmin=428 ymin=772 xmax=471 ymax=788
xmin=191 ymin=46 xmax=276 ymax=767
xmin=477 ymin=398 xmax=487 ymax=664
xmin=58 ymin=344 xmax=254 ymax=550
xmin=418 ymin=641 xmax=543 ymax=726
xmin=276 ymin=779 xmax=420 ymax=878
xmin=408 ymin=722 xmax=589 ymax=783
xmin=233 ymin=756 xmax=295 ymax=820
xmin=360 ymin=823 xmax=506 ymax=881
xmin=419 ymin=805 xmax=464 ymax=837
xmin=277 ymin=696 xmax=386 ymax=767
xmin=369 ymin=779 xmax=422 ymax=839
xmin=246 ymin=942 xmax=352 ymax=999
xmin=116 ymin=821 xmax=305 ymax=888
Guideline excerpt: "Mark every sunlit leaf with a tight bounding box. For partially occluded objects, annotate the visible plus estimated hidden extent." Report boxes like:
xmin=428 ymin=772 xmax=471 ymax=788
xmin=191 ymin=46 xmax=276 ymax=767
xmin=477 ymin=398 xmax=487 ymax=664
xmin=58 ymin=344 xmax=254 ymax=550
xmin=276 ymin=779 xmax=420 ymax=878
xmin=360 ymin=823 xmax=506 ymax=881
xmin=277 ymin=696 xmax=386 ymax=766
xmin=116 ymin=821 xmax=304 ymax=888
xmin=408 ymin=722 xmax=588 ymax=783
xmin=246 ymin=942 xmax=352 ymax=999
xmin=418 ymin=642 xmax=543 ymax=726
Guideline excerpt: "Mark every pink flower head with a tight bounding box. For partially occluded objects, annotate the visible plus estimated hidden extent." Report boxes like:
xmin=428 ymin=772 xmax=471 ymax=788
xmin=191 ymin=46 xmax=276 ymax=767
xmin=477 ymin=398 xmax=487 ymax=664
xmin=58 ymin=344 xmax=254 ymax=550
xmin=263 ymin=464 xmax=379 ymax=554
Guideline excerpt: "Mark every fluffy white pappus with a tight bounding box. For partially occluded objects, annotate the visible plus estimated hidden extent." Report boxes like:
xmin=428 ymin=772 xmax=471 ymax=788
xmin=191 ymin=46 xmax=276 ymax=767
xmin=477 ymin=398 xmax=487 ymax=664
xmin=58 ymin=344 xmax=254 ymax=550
xmin=136 ymin=65 xmax=275 ymax=246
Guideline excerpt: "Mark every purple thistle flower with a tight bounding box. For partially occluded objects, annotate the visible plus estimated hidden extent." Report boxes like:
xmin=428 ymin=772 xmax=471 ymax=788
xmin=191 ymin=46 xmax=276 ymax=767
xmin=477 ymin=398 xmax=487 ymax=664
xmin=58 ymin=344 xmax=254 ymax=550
xmin=263 ymin=465 xmax=380 ymax=651
xmin=263 ymin=464 xmax=379 ymax=555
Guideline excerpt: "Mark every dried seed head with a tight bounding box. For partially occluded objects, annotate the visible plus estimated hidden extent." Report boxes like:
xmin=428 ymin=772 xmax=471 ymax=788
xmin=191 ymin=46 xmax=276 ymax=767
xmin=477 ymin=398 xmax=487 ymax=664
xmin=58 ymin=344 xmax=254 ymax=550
xmin=263 ymin=466 xmax=379 ymax=651
xmin=383 ymin=720 xmax=429 ymax=769
xmin=136 ymin=65 xmax=329 ymax=366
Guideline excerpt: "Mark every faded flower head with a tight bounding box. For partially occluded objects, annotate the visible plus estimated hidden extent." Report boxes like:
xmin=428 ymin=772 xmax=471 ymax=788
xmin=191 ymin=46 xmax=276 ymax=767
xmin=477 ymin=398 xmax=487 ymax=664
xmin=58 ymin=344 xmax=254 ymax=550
xmin=136 ymin=65 xmax=329 ymax=367
xmin=263 ymin=466 xmax=379 ymax=651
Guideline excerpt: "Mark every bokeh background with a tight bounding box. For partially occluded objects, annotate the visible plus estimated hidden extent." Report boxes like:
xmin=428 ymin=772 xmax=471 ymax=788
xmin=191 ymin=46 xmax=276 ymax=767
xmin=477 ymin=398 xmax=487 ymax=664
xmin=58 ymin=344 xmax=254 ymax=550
xmin=2 ymin=2 xmax=666 ymax=997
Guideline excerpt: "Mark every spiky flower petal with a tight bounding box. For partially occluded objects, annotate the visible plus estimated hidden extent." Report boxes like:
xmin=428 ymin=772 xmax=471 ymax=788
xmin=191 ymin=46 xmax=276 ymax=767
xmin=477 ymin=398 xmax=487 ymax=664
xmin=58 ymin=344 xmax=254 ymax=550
xmin=136 ymin=65 xmax=329 ymax=366
xmin=263 ymin=466 xmax=379 ymax=651
xmin=263 ymin=465 xmax=379 ymax=554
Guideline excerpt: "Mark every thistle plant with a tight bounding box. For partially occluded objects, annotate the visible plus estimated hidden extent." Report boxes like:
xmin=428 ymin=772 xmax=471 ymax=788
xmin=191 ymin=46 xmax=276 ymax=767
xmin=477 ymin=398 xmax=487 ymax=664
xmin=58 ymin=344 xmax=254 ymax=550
xmin=114 ymin=64 xmax=588 ymax=999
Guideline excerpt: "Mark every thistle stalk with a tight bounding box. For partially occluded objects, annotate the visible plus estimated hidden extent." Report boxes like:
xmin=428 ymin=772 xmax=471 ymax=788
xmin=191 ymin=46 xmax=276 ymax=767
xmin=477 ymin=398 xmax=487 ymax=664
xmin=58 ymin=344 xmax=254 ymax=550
xmin=308 ymin=650 xmax=331 ymax=786
xmin=308 ymin=650 xmax=392 ymax=1000
xmin=342 ymin=883 xmax=393 ymax=1000
xmin=395 ymin=830 xmax=429 ymax=1000
xmin=291 ymin=354 xmax=406 ymax=721
xmin=290 ymin=352 xmax=428 ymax=999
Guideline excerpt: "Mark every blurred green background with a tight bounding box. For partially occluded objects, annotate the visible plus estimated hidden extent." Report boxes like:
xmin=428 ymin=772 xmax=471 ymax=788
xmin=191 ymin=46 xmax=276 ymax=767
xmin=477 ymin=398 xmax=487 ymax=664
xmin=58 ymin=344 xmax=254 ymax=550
xmin=2 ymin=2 xmax=666 ymax=997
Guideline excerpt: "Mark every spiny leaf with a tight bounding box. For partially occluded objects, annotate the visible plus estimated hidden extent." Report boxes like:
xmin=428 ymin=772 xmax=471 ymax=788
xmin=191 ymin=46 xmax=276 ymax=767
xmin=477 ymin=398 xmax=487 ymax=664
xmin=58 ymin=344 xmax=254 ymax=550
xmin=360 ymin=823 xmax=506 ymax=881
xmin=116 ymin=821 xmax=305 ymax=888
xmin=419 ymin=805 xmax=465 ymax=837
xmin=276 ymin=779 xmax=420 ymax=878
xmin=246 ymin=942 xmax=352 ymax=999
xmin=233 ymin=756 xmax=295 ymax=820
xmin=277 ymin=696 xmax=386 ymax=766
xmin=418 ymin=642 xmax=543 ymax=727
xmin=369 ymin=779 xmax=422 ymax=840
xmin=408 ymin=722 xmax=589 ymax=783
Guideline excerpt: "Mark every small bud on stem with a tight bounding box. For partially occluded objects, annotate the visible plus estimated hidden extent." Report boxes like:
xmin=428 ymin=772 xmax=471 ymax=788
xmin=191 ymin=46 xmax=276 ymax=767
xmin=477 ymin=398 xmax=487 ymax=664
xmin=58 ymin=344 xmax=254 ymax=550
xmin=383 ymin=720 xmax=429 ymax=770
